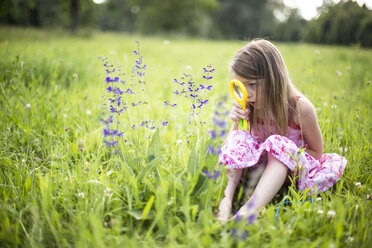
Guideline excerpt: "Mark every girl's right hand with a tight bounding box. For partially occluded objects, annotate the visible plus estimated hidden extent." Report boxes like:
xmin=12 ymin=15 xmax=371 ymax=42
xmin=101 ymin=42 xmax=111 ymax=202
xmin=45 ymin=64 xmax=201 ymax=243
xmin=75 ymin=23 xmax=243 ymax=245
xmin=230 ymin=100 xmax=250 ymax=123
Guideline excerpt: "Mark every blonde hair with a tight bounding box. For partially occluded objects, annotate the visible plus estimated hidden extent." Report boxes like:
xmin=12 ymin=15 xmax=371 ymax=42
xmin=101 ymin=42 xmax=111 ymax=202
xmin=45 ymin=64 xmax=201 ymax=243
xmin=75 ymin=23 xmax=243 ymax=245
xmin=231 ymin=39 xmax=296 ymax=140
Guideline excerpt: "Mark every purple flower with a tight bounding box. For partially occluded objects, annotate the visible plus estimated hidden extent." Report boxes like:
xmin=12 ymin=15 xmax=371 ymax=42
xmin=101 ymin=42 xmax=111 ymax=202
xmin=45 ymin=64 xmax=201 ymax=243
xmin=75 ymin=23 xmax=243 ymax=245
xmin=247 ymin=214 xmax=256 ymax=224
xmin=206 ymin=85 xmax=212 ymax=90
xmin=104 ymin=128 xmax=110 ymax=137
xmin=204 ymin=170 xmax=212 ymax=179
xmin=209 ymin=130 xmax=217 ymax=139
xmin=213 ymin=170 xmax=221 ymax=179
xmin=171 ymin=104 xmax=177 ymax=108
xmin=173 ymin=90 xmax=179 ymax=95
xmin=220 ymin=130 xmax=226 ymax=137
xmin=113 ymin=87 xmax=123 ymax=95
xmin=241 ymin=231 xmax=248 ymax=240
xmin=104 ymin=140 xmax=118 ymax=147
xmin=133 ymin=50 xmax=138 ymax=55
xmin=105 ymin=77 xmax=111 ymax=83
xmin=234 ymin=214 xmax=242 ymax=222
xmin=231 ymin=228 xmax=238 ymax=237
xmin=106 ymin=86 xmax=113 ymax=93
xmin=125 ymin=88 xmax=133 ymax=94
xmin=132 ymin=125 xmax=136 ymax=130
xmin=164 ymin=101 xmax=168 ymax=106
xmin=114 ymin=77 xmax=119 ymax=82
xmin=207 ymin=145 xmax=215 ymax=154
xmin=162 ymin=121 xmax=168 ymax=126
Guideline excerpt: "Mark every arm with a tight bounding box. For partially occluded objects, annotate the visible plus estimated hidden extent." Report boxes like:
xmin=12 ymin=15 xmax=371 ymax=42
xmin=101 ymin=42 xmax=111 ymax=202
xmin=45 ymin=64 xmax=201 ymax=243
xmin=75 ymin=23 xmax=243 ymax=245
xmin=296 ymin=98 xmax=323 ymax=160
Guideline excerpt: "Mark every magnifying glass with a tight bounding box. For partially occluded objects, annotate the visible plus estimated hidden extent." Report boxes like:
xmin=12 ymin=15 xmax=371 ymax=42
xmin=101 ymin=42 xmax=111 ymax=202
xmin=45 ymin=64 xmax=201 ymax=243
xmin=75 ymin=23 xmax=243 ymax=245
xmin=230 ymin=79 xmax=249 ymax=131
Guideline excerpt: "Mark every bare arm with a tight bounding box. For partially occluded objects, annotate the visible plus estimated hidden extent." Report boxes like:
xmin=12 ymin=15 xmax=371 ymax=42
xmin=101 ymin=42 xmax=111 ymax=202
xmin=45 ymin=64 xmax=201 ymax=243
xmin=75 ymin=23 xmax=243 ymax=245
xmin=296 ymin=98 xmax=323 ymax=160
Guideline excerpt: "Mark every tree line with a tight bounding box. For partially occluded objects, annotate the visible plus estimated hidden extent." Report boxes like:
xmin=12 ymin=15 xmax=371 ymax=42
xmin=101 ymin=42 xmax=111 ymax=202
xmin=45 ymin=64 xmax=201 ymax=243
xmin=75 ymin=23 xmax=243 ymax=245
xmin=1 ymin=0 xmax=371 ymax=46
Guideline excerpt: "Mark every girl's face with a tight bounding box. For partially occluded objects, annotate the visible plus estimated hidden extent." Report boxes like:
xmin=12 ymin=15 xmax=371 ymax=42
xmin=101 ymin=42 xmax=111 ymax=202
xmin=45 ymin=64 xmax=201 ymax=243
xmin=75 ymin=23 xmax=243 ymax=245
xmin=234 ymin=74 xmax=261 ymax=109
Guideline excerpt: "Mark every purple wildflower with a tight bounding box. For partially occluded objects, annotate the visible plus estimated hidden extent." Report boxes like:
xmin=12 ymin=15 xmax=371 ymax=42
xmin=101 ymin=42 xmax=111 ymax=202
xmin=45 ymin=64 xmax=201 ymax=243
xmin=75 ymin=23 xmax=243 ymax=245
xmin=220 ymin=130 xmax=226 ymax=137
xmin=234 ymin=214 xmax=242 ymax=223
xmin=162 ymin=121 xmax=168 ymax=126
xmin=231 ymin=228 xmax=238 ymax=237
xmin=247 ymin=214 xmax=256 ymax=224
xmin=204 ymin=170 xmax=213 ymax=179
xmin=213 ymin=170 xmax=221 ymax=179
xmin=241 ymin=231 xmax=248 ymax=240
xmin=209 ymin=130 xmax=217 ymax=139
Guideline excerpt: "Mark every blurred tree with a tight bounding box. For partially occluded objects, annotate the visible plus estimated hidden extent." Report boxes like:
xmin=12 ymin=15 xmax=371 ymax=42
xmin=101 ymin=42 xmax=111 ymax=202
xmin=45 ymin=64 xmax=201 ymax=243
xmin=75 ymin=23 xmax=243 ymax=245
xmin=0 ymin=0 xmax=96 ymax=31
xmin=212 ymin=0 xmax=281 ymax=39
xmin=304 ymin=0 xmax=372 ymax=46
xmin=273 ymin=8 xmax=307 ymax=41
xmin=70 ymin=0 xmax=79 ymax=32
xmin=122 ymin=0 xmax=218 ymax=36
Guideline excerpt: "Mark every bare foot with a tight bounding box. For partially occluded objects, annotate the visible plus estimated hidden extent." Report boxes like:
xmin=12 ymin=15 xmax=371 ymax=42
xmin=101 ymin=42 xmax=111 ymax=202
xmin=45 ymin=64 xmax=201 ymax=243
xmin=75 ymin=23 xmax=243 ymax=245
xmin=216 ymin=198 xmax=232 ymax=222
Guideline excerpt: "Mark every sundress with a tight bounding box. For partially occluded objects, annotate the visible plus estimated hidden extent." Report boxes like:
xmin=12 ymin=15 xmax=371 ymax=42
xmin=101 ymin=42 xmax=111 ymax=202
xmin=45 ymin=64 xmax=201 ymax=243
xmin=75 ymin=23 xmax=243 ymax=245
xmin=218 ymin=100 xmax=347 ymax=195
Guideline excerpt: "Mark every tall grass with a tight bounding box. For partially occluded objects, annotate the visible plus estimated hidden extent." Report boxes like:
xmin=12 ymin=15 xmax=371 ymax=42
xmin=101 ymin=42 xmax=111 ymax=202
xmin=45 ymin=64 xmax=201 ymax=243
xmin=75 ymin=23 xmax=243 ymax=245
xmin=0 ymin=27 xmax=371 ymax=247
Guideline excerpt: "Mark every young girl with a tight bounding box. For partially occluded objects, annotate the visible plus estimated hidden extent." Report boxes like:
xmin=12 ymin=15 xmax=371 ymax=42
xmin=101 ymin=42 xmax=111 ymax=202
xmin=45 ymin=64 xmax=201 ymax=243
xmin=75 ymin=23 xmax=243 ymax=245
xmin=217 ymin=39 xmax=347 ymax=221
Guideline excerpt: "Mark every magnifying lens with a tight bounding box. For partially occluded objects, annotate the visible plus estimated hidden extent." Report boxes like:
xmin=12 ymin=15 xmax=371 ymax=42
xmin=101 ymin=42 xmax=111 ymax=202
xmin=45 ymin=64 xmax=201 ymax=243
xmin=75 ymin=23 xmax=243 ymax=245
xmin=230 ymin=79 xmax=249 ymax=131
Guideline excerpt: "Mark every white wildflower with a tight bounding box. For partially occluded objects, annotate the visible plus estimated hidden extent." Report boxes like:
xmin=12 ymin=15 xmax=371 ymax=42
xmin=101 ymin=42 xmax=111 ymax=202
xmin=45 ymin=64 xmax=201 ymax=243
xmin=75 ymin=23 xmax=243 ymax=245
xmin=316 ymin=197 xmax=322 ymax=202
xmin=355 ymin=182 xmax=361 ymax=189
xmin=317 ymin=209 xmax=324 ymax=215
xmin=323 ymin=102 xmax=328 ymax=107
xmin=327 ymin=210 xmax=336 ymax=219
xmin=26 ymin=103 xmax=31 ymax=109
xmin=76 ymin=192 xmax=85 ymax=198
xmin=110 ymin=50 xmax=116 ymax=55
xmin=176 ymin=139 xmax=182 ymax=144
xmin=63 ymin=114 xmax=68 ymax=118
xmin=346 ymin=236 xmax=354 ymax=243
xmin=163 ymin=40 xmax=170 ymax=45
xmin=332 ymin=105 xmax=337 ymax=109
xmin=86 ymin=110 xmax=92 ymax=115
xmin=336 ymin=70 xmax=342 ymax=76
xmin=131 ymin=5 xmax=140 ymax=14
xmin=315 ymin=50 xmax=320 ymax=55
xmin=22 ymin=159 xmax=26 ymax=163
xmin=104 ymin=187 xmax=112 ymax=197
xmin=186 ymin=65 xmax=192 ymax=71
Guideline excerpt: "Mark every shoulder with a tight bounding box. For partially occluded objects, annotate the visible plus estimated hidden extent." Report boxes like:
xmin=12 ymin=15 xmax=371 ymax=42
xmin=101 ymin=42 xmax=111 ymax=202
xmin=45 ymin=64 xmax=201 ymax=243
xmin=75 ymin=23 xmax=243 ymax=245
xmin=293 ymin=95 xmax=317 ymax=124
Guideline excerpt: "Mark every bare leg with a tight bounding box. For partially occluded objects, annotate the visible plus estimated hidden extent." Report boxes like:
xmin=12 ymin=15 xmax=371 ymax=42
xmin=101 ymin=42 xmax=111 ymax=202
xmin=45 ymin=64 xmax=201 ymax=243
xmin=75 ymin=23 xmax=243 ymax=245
xmin=216 ymin=169 xmax=242 ymax=221
xmin=235 ymin=153 xmax=288 ymax=217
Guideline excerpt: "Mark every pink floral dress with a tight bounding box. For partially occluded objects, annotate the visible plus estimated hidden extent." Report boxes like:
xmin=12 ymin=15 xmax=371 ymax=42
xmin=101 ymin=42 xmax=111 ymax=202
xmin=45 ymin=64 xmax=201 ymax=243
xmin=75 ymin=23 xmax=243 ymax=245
xmin=218 ymin=114 xmax=347 ymax=195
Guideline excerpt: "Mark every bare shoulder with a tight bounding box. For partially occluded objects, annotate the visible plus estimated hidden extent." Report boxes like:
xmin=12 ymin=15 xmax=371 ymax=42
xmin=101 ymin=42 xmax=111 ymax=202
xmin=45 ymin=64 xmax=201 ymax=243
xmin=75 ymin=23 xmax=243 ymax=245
xmin=294 ymin=95 xmax=318 ymax=124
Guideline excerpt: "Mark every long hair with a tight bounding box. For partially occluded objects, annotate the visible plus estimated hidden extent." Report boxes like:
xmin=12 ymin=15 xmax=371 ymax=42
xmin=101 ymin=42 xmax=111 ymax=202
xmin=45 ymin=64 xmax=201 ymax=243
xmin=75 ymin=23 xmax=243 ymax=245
xmin=231 ymin=39 xmax=296 ymax=140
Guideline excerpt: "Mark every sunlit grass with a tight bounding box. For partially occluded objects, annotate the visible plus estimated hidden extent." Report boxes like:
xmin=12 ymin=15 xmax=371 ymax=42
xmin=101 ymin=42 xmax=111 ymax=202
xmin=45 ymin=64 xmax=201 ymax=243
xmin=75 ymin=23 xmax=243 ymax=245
xmin=0 ymin=27 xmax=371 ymax=247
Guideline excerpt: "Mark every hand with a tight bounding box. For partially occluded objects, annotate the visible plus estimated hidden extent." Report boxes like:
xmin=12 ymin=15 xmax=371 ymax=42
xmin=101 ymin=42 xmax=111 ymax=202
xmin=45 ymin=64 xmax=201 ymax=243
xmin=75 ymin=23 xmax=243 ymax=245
xmin=230 ymin=100 xmax=250 ymax=124
xmin=216 ymin=197 xmax=233 ymax=222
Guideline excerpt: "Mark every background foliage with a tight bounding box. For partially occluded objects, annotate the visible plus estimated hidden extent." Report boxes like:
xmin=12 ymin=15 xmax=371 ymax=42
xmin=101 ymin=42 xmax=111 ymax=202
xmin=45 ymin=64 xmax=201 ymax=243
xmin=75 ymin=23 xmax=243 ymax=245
xmin=1 ymin=0 xmax=372 ymax=46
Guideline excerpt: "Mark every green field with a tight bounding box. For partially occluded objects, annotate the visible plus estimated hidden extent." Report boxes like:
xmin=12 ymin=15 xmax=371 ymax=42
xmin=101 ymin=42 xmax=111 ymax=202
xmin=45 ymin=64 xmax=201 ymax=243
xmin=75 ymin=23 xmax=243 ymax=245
xmin=0 ymin=27 xmax=371 ymax=247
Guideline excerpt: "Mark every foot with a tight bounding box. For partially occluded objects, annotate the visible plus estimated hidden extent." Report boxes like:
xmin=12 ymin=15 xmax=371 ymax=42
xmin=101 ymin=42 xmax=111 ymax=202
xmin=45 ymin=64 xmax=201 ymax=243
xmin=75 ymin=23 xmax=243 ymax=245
xmin=216 ymin=198 xmax=232 ymax=222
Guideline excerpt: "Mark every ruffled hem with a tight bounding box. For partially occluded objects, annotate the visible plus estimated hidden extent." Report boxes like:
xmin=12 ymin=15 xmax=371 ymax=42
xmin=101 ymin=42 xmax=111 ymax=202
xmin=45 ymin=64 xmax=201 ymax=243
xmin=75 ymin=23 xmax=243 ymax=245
xmin=218 ymin=130 xmax=347 ymax=194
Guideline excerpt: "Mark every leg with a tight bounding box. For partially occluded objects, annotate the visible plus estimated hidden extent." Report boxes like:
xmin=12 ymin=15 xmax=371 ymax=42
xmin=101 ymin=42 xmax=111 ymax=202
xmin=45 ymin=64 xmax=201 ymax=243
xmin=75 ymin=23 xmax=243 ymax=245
xmin=216 ymin=168 xmax=242 ymax=221
xmin=236 ymin=153 xmax=288 ymax=217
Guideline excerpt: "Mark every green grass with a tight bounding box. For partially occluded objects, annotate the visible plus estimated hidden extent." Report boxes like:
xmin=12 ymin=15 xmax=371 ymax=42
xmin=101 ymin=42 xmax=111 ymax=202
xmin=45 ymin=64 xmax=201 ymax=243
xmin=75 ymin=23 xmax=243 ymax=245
xmin=0 ymin=26 xmax=371 ymax=247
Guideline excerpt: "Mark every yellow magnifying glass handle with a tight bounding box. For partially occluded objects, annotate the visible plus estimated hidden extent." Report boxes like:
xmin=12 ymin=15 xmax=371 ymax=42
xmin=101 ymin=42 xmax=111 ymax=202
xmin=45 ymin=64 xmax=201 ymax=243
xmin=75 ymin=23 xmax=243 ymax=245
xmin=229 ymin=80 xmax=249 ymax=131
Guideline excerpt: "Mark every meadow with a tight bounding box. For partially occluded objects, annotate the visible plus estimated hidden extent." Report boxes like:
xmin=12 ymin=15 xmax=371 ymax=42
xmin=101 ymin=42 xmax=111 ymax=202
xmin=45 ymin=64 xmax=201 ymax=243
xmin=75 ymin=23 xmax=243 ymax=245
xmin=0 ymin=27 xmax=371 ymax=247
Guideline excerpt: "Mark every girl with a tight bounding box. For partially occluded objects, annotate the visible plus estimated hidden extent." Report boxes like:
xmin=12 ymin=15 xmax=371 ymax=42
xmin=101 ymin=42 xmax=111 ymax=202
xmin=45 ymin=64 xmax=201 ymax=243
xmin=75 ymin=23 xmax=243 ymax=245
xmin=217 ymin=39 xmax=347 ymax=221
